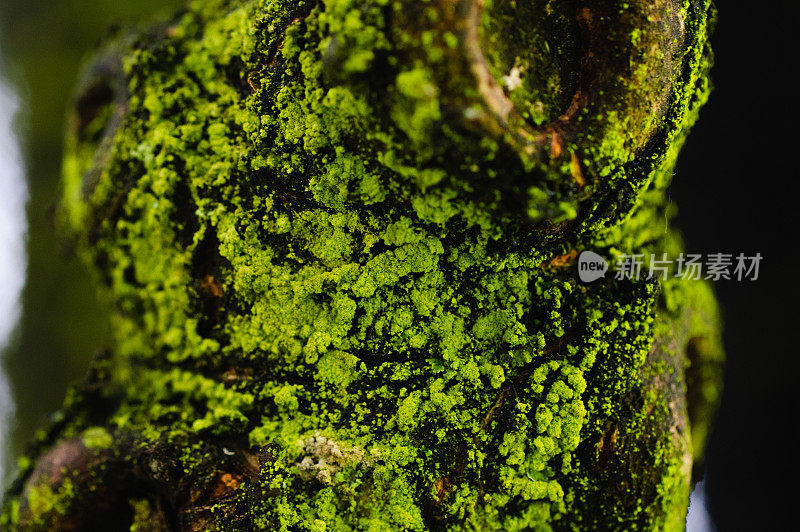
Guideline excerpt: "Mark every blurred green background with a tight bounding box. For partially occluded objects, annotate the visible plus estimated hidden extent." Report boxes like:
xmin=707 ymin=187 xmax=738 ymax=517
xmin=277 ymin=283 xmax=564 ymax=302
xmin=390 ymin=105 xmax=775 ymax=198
xmin=0 ymin=0 xmax=182 ymax=487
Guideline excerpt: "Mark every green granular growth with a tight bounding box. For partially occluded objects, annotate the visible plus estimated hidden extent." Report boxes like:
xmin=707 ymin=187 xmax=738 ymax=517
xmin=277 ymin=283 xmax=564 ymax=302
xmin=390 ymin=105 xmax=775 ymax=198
xmin=2 ymin=0 xmax=722 ymax=530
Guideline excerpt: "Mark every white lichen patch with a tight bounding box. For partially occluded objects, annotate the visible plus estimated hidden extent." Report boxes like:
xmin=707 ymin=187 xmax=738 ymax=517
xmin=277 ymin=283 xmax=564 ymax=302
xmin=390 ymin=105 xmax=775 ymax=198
xmin=503 ymin=65 xmax=524 ymax=92
xmin=296 ymin=433 xmax=377 ymax=484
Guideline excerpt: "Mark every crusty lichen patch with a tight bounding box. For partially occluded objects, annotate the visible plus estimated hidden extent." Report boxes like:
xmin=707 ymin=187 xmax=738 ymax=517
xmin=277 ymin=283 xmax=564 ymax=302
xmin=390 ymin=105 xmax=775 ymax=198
xmin=1 ymin=0 xmax=721 ymax=530
xmin=296 ymin=433 xmax=377 ymax=484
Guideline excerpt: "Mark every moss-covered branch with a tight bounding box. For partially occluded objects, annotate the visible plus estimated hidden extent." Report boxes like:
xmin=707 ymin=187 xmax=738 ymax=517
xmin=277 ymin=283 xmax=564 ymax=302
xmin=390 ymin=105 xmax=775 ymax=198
xmin=2 ymin=0 xmax=721 ymax=530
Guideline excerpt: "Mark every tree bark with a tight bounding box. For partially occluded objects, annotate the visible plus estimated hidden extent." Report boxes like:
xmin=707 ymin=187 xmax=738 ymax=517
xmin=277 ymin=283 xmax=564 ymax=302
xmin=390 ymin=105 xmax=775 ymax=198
xmin=2 ymin=0 xmax=722 ymax=530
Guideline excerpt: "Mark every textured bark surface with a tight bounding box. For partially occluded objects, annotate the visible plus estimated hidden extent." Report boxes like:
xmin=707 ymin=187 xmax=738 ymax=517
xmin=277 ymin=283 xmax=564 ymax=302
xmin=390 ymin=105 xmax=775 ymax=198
xmin=2 ymin=0 xmax=722 ymax=530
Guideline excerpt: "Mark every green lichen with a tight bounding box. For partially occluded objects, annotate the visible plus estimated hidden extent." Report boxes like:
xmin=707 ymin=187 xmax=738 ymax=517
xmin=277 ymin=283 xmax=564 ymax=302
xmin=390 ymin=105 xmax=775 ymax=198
xmin=2 ymin=0 xmax=722 ymax=530
xmin=80 ymin=427 xmax=113 ymax=450
xmin=20 ymin=479 xmax=75 ymax=528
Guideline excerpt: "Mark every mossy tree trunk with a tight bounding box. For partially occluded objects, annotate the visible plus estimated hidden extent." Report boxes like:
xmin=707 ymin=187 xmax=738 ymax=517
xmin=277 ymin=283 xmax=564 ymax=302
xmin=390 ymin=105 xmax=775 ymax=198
xmin=2 ymin=0 xmax=722 ymax=530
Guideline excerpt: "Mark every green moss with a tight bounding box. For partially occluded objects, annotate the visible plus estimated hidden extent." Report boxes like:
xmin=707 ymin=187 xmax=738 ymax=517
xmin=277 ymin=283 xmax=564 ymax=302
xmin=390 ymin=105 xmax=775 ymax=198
xmin=2 ymin=0 xmax=722 ymax=529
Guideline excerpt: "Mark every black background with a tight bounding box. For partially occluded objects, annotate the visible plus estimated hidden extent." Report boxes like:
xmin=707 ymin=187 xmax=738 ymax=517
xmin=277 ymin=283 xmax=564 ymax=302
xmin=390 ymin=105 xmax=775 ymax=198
xmin=672 ymin=1 xmax=800 ymax=528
